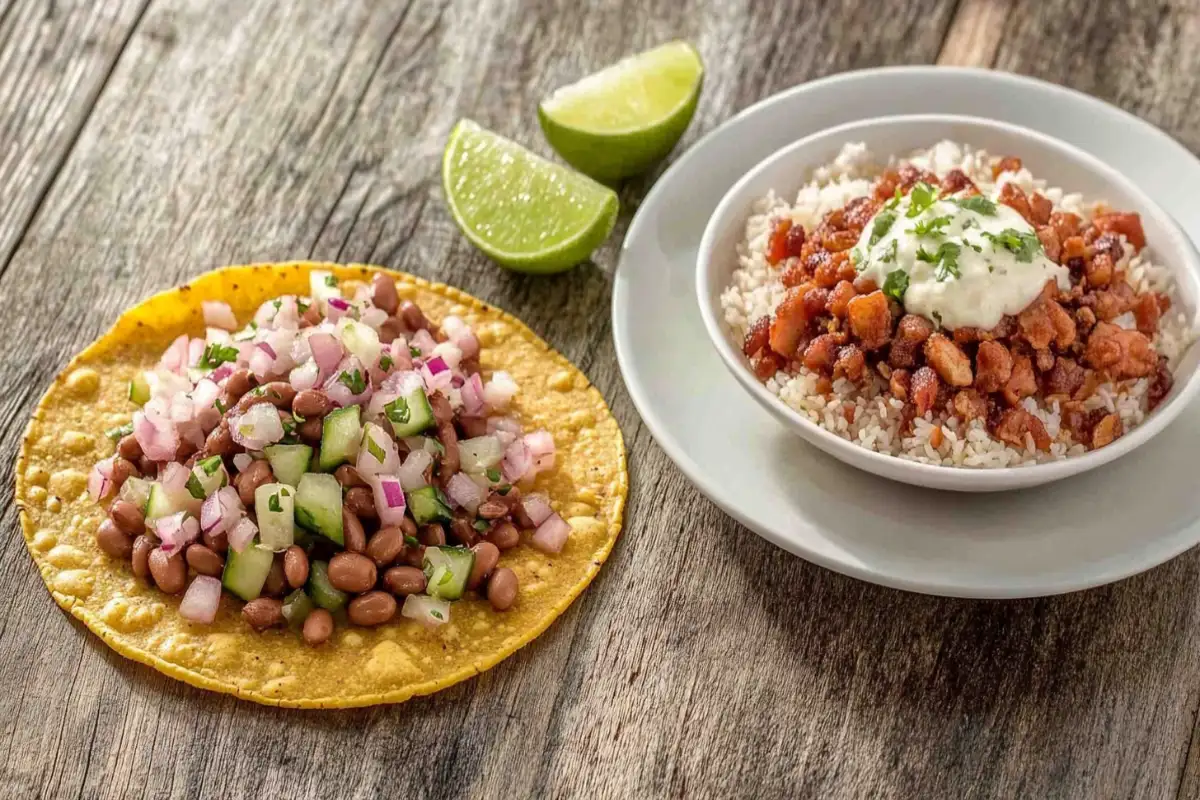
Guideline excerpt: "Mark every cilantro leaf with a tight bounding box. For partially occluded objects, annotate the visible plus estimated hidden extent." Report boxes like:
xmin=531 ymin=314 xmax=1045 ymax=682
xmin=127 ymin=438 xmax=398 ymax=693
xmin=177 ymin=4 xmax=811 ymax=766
xmin=324 ymin=274 xmax=338 ymax=287
xmin=198 ymin=342 xmax=239 ymax=370
xmin=268 ymin=493 xmax=282 ymax=513
xmin=905 ymin=181 xmax=937 ymax=218
xmin=384 ymin=396 xmax=411 ymax=425
xmin=955 ymin=195 xmax=997 ymax=216
xmin=884 ymin=186 xmax=902 ymax=211
xmin=882 ymin=270 xmax=909 ymax=303
xmin=932 ymin=310 xmax=943 ymax=327
xmin=473 ymin=520 xmax=490 ymax=532
xmin=364 ymin=433 xmax=385 ymax=464
xmin=338 ymin=369 xmax=366 ymax=394
xmin=404 ymin=535 xmax=421 ymax=548
xmin=409 ymin=346 xmax=421 ymax=358
xmin=983 ymin=228 xmax=1042 ymax=262
xmin=917 ymin=242 xmax=962 ymax=280
xmin=880 ymin=239 xmax=898 ymax=264
xmin=868 ymin=211 xmax=895 ymax=247
xmin=379 ymin=354 xmax=393 ymax=371
xmin=910 ymin=215 xmax=952 ymax=237
xmin=485 ymin=467 xmax=501 ymax=483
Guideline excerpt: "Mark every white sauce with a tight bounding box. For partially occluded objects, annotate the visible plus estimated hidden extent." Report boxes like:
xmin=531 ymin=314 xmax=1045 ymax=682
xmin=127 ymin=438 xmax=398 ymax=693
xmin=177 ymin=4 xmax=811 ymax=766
xmin=854 ymin=188 xmax=1069 ymax=330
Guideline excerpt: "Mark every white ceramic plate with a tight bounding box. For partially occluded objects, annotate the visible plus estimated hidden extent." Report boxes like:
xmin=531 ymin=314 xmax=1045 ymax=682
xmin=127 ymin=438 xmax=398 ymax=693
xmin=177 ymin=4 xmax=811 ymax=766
xmin=695 ymin=114 xmax=1200 ymax=492
xmin=612 ymin=67 xmax=1200 ymax=598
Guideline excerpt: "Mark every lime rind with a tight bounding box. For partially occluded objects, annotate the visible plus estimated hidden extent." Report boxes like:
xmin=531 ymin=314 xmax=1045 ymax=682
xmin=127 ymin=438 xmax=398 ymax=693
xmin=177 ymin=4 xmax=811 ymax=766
xmin=442 ymin=120 xmax=619 ymax=274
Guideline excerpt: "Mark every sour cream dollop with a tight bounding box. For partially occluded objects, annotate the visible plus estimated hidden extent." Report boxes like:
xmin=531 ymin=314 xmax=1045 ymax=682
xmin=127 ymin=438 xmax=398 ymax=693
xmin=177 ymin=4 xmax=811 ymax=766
xmin=854 ymin=185 xmax=1069 ymax=330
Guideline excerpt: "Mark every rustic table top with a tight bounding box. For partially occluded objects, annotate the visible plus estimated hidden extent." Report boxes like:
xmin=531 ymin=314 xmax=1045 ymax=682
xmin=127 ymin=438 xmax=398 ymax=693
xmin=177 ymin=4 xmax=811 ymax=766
xmin=4 ymin=0 xmax=1200 ymax=797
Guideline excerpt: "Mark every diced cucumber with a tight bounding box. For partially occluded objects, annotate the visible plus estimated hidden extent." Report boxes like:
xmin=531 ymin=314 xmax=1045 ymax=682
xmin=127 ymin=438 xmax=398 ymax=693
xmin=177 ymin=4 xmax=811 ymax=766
xmin=255 ymin=482 xmax=295 ymax=550
xmin=222 ymin=541 xmax=275 ymax=601
xmin=264 ymin=443 xmax=313 ymax=488
xmin=294 ymin=473 xmax=344 ymax=545
xmin=459 ymin=436 xmax=504 ymax=473
xmin=186 ymin=455 xmax=229 ymax=499
xmin=128 ymin=372 xmax=151 ymax=406
xmin=382 ymin=387 xmax=435 ymax=438
xmin=319 ymin=406 xmax=362 ymax=471
xmin=105 ymin=422 xmax=134 ymax=442
xmin=281 ymin=589 xmax=315 ymax=629
xmin=423 ymin=546 xmax=475 ymax=601
xmin=145 ymin=482 xmax=178 ymax=521
xmin=307 ymin=561 xmax=348 ymax=611
xmin=407 ymin=485 xmax=452 ymax=526
xmin=118 ymin=476 xmax=152 ymax=513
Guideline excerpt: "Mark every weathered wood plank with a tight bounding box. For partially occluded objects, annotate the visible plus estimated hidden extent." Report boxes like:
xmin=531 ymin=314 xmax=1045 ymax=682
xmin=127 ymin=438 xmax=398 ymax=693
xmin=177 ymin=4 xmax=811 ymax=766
xmin=937 ymin=0 xmax=1012 ymax=66
xmin=3 ymin=0 xmax=1200 ymax=798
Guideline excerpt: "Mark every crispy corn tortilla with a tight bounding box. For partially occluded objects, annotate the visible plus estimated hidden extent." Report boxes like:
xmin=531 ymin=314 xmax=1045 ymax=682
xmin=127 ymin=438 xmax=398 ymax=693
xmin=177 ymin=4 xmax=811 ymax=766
xmin=16 ymin=263 xmax=627 ymax=708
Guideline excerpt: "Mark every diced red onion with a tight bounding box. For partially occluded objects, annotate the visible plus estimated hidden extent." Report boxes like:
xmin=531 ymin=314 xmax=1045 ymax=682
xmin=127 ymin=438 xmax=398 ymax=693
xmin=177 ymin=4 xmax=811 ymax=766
xmin=87 ymin=457 xmax=115 ymax=502
xmin=361 ymin=306 xmax=388 ymax=330
xmin=154 ymin=512 xmax=200 ymax=554
xmin=461 ymin=373 xmax=486 ymax=417
xmin=522 ymin=495 xmax=554 ymax=527
xmin=356 ymin=423 xmax=400 ymax=477
xmin=236 ymin=341 xmax=256 ymax=366
xmin=133 ymin=409 xmax=179 ymax=462
xmin=402 ymin=594 xmax=450 ymax=627
xmin=368 ymin=474 xmax=408 ymax=527
xmin=531 ymin=512 xmax=570 ymax=554
xmin=310 ymin=270 xmax=339 ymax=306
xmin=388 ymin=338 xmax=414 ymax=371
xmin=248 ymin=347 xmax=273 ymax=380
xmin=203 ymin=301 xmax=238 ymax=330
xmin=524 ymin=430 xmax=556 ymax=473
xmin=441 ymin=316 xmax=480 ymax=359
xmin=229 ymin=402 xmax=285 ymax=450
xmin=229 ymin=517 xmax=258 ymax=553
xmin=323 ymin=356 xmax=372 ymax=407
xmin=380 ymin=369 xmax=424 ymax=396
xmin=191 ymin=378 xmax=220 ymax=413
xmin=421 ymin=356 xmax=453 ymax=392
xmin=487 ymin=416 xmax=522 ymax=436
xmin=256 ymin=341 xmax=277 ymax=360
xmin=289 ymin=361 xmax=320 ymax=392
xmin=502 ymin=439 xmax=533 ymax=483
xmin=186 ymin=338 xmax=206 ymax=368
xmin=403 ymin=437 xmax=443 ymax=455
xmin=159 ymin=334 xmax=190 ymax=375
xmin=397 ymin=449 xmax=432 ymax=490
xmin=161 ymin=462 xmax=190 ymax=496
xmin=206 ymin=327 xmax=233 ymax=347
xmin=232 ymin=453 xmax=253 ymax=472
xmin=411 ymin=328 xmax=436 ymax=356
xmin=201 ymin=486 xmax=244 ymax=535
xmin=445 ymin=472 xmax=482 ymax=516
xmin=483 ymin=371 xmax=518 ymax=408
xmin=179 ymin=575 xmax=223 ymax=624
xmin=432 ymin=341 xmax=463 ymax=369
xmin=326 ymin=296 xmax=351 ymax=322
xmin=209 ymin=364 xmax=234 ymax=383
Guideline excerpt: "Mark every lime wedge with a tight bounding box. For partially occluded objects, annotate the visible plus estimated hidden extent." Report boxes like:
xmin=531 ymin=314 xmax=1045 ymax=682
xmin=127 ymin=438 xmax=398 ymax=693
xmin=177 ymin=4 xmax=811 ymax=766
xmin=538 ymin=41 xmax=704 ymax=183
xmin=442 ymin=120 xmax=619 ymax=274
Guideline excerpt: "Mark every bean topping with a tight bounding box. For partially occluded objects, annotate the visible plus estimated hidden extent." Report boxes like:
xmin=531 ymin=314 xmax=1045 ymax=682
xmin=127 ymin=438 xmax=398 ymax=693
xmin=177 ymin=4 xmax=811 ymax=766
xmin=116 ymin=434 xmax=143 ymax=461
xmin=477 ymin=500 xmax=508 ymax=520
xmin=365 ymin=527 xmax=405 ymax=568
xmin=201 ymin=422 xmax=236 ymax=458
xmin=327 ymin=552 xmax=377 ymax=593
xmin=348 ymin=591 xmax=397 ymax=627
xmin=486 ymin=568 xmax=518 ymax=611
xmin=292 ymin=389 xmax=334 ymax=419
xmin=283 ymin=545 xmax=309 ymax=589
xmin=419 ymin=523 xmax=446 ymax=547
xmin=109 ymin=457 xmax=139 ymax=493
xmin=263 ymin=557 xmax=287 ymax=596
xmin=96 ymin=518 xmax=135 ymax=558
xmin=399 ymin=516 xmax=418 ymax=537
xmin=298 ymin=418 xmax=323 ymax=445
xmin=372 ymin=273 xmax=400 ymax=315
xmin=234 ymin=460 xmax=274 ymax=506
xmin=223 ymin=369 xmax=256 ymax=403
xmin=344 ymin=487 xmax=378 ymax=520
xmin=109 ymin=499 xmax=146 ymax=536
xmin=131 ymin=535 xmax=156 ymax=578
xmin=203 ymin=530 xmax=229 ymax=553
xmin=399 ymin=300 xmax=430 ymax=331
xmin=450 ymin=516 xmax=478 ymax=547
xmin=243 ymin=598 xmax=284 ymax=630
xmin=334 ymin=464 xmax=368 ymax=488
xmin=342 ymin=505 xmax=367 ymax=553
xmin=303 ymin=608 xmax=335 ymax=646
xmin=185 ymin=543 xmax=225 ymax=577
xmin=467 ymin=542 xmax=500 ymax=590
xmin=383 ymin=566 xmax=427 ymax=596
xmin=487 ymin=521 xmax=520 ymax=551
xmin=148 ymin=548 xmax=187 ymax=594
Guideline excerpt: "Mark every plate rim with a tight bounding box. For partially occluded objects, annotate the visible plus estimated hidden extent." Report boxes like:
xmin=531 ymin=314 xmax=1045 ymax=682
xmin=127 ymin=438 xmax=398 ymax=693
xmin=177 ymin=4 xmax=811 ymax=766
xmin=613 ymin=65 xmax=1200 ymax=598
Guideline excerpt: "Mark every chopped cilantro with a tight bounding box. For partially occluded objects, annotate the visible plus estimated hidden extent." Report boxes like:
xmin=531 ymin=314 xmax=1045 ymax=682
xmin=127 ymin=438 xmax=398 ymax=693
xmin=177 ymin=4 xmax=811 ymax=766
xmin=214 ymin=397 xmax=227 ymax=414
xmin=905 ymin=181 xmax=937 ymax=218
xmin=955 ymin=195 xmax=997 ymax=216
xmin=365 ymin=434 xmax=385 ymax=464
xmin=324 ymin=275 xmax=337 ymax=287
xmin=292 ymin=411 xmax=306 ymax=423
xmin=931 ymin=310 xmax=943 ymax=327
xmin=280 ymin=416 xmax=296 ymax=437
xmin=409 ymin=346 xmax=421 ymax=358
xmin=916 ymin=242 xmax=961 ymax=281
xmin=884 ymin=186 xmax=902 ymax=210
xmin=485 ymin=467 xmax=501 ymax=483
xmin=105 ymin=422 xmax=134 ymax=442
xmin=198 ymin=342 xmax=239 ymax=370
xmin=496 ymin=484 xmax=512 ymax=495
xmin=961 ymin=218 xmax=978 ymax=230
xmin=851 ymin=247 xmax=864 ymax=266
xmin=909 ymin=215 xmax=952 ymax=237
xmin=272 ymin=299 xmax=282 ymax=311
xmin=430 ymin=609 xmax=444 ymax=620
xmin=983 ymin=228 xmax=1042 ymax=262
xmin=384 ymin=396 xmax=411 ymax=425
xmin=404 ymin=535 xmax=421 ymax=548
xmin=268 ymin=493 xmax=282 ymax=513
xmin=338 ymin=369 xmax=366 ymax=394
xmin=473 ymin=520 xmax=490 ymax=532
xmin=868 ymin=211 xmax=895 ymax=246
xmin=379 ymin=354 xmax=393 ymax=371
xmin=297 ymin=298 xmax=310 ymax=315
xmin=880 ymin=239 xmax=898 ymax=264
xmin=882 ymin=270 xmax=909 ymax=303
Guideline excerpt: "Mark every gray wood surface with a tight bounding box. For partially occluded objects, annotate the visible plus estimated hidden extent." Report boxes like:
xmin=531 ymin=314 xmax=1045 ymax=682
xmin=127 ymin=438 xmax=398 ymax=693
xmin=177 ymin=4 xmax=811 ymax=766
xmin=3 ymin=0 xmax=1200 ymax=797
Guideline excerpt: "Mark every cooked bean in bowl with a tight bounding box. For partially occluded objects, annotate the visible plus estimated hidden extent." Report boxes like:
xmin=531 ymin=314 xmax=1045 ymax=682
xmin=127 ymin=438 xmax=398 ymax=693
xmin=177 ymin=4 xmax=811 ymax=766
xmin=719 ymin=140 xmax=1197 ymax=469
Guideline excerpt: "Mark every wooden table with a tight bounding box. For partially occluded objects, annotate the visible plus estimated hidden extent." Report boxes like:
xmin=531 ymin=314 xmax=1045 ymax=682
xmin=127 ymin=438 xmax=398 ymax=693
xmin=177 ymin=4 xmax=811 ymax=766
xmin=3 ymin=0 xmax=1200 ymax=797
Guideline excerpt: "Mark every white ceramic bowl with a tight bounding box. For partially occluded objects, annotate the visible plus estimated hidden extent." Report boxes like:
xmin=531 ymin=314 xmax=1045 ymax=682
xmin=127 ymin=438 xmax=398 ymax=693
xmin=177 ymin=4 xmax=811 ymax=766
xmin=696 ymin=113 xmax=1200 ymax=492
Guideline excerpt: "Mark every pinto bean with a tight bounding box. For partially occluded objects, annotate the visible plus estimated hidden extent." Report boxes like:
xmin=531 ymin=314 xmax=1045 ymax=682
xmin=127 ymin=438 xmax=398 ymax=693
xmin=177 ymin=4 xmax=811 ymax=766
xmin=342 ymin=505 xmax=367 ymax=553
xmin=419 ymin=523 xmax=446 ymax=547
xmin=348 ymin=591 xmax=397 ymax=627
xmin=110 ymin=457 xmax=139 ymax=494
xmin=334 ymin=464 xmax=368 ymax=488
xmin=298 ymin=418 xmax=323 ymax=445
xmin=327 ymin=552 xmax=377 ymax=593
xmin=234 ymin=460 xmax=274 ymax=506
xmin=487 ymin=520 xmax=521 ymax=551
xmin=383 ymin=566 xmax=427 ymax=596
xmin=487 ymin=568 xmax=518 ymax=611
xmin=303 ymin=608 xmax=335 ymax=646
xmin=292 ymin=389 xmax=334 ymax=419
xmin=399 ymin=301 xmax=430 ymax=331
xmin=243 ymin=598 xmax=284 ymax=630
xmin=365 ymin=527 xmax=405 ymax=568
xmin=283 ymin=546 xmax=309 ymax=589
xmin=109 ymin=499 xmax=146 ymax=536
xmin=148 ymin=548 xmax=187 ymax=594
xmin=344 ymin=487 xmax=377 ymax=520
xmin=477 ymin=500 xmax=508 ymax=520
xmin=263 ymin=557 xmax=287 ymax=597
xmin=201 ymin=422 xmax=236 ymax=458
xmin=96 ymin=518 xmax=135 ymax=559
xmin=203 ymin=530 xmax=228 ymax=553
xmin=467 ymin=542 xmax=500 ymax=590
xmin=223 ymin=369 xmax=256 ymax=403
xmin=131 ymin=535 xmax=156 ymax=578
xmin=116 ymin=434 xmax=142 ymax=461
xmin=371 ymin=273 xmax=400 ymax=315
xmin=185 ymin=543 xmax=224 ymax=577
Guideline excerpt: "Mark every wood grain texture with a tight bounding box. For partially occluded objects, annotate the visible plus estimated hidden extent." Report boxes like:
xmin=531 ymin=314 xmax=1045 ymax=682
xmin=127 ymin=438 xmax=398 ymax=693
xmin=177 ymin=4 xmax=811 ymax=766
xmin=3 ymin=0 xmax=1200 ymax=797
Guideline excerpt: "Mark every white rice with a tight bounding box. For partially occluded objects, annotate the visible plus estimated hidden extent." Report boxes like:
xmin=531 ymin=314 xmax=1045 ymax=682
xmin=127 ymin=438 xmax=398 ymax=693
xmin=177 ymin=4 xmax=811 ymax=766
xmin=719 ymin=141 xmax=1198 ymax=468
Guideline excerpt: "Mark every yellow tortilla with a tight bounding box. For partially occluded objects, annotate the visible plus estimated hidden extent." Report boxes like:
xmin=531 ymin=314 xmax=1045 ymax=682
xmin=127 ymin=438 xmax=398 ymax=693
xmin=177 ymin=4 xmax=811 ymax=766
xmin=16 ymin=263 xmax=626 ymax=708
